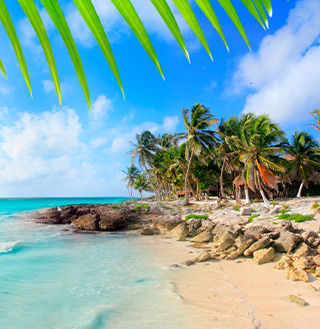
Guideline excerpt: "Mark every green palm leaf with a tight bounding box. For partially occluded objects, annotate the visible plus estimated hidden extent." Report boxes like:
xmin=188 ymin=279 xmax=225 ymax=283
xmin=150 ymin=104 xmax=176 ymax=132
xmin=40 ymin=0 xmax=90 ymax=109
xmin=110 ymin=0 xmax=164 ymax=79
xmin=17 ymin=0 xmax=60 ymax=103
xmin=150 ymin=0 xmax=190 ymax=62
xmin=194 ymin=0 xmax=229 ymax=50
xmin=217 ymin=0 xmax=250 ymax=49
xmin=73 ymin=0 xmax=124 ymax=98
xmin=0 ymin=0 xmax=31 ymax=95
xmin=261 ymin=0 xmax=273 ymax=17
xmin=252 ymin=0 xmax=269 ymax=28
xmin=172 ymin=0 xmax=212 ymax=60
xmin=240 ymin=0 xmax=265 ymax=29
xmin=0 ymin=58 xmax=7 ymax=79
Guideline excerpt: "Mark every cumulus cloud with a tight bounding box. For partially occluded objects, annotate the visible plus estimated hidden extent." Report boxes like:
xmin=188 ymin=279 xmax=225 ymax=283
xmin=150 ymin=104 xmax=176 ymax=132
xmin=89 ymin=95 xmax=114 ymax=129
xmin=106 ymin=115 xmax=180 ymax=154
xmin=0 ymin=108 xmax=84 ymax=183
xmin=230 ymin=0 xmax=320 ymax=124
xmin=42 ymin=80 xmax=55 ymax=94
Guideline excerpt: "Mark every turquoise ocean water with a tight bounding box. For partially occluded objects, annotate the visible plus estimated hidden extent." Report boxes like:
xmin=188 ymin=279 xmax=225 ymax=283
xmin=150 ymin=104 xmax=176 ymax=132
xmin=0 ymin=198 xmax=191 ymax=329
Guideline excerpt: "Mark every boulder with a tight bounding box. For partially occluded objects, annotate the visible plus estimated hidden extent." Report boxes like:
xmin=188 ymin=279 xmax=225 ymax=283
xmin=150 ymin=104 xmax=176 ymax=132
xmin=153 ymin=217 xmax=182 ymax=234
xmin=286 ymin=267 xmax=309 ymax=282
xmin=72 ymin=213 xmax=99 ymax=231
xmin=273 ymin=231 xmax=301 ymax=253
xmin=269 ymin=205 xmax=281 ymax=215
xmin=190 ymin=230 xmax=213 ymax=243
xmin=253 ymin=247 xmax=276 ymax=265
xmin=218 ymin=230 xmax=236 ymax=251
xmin=244 ymin=225 xmax=270 ymax=240
xmin=59 ymin=206 xmax=77 ymax=224
xmin=240 ymin=207 xmax=251 ymax=216
xmin=293 ymin=243 xmax=310 ymax=258
xmin=187 ymin=218 xmax=202 ymax=230
xmin=194 ymin=252 xmax=211 ymax=262
xmin=140 ymin=227 xmax=154 ymax=235
xmin=235 ymin=234 xmax=254 ymax=248
xmin=201 ymin=220 xmax=216 ymax=230
xmin=313 ymin=255 xmax=320 ymax=266
xmin=99 ymin=211 xmax=126 ymax=231
xmin=42 ymin=207 xmax=61 ymax=224
xmin=228 ymin=239 xmax=253 ymax=260
xmin=301 ymin=230 xmax=318 ymax=242
xmin=170 ymin=223 xmax=189 ymax=241
xmin=183 ymin=259 xmax=195 ymax=266
xmin=212 ymin=223 xmax=228 ymax=235
xmin=274 ymin=255 xmax=291 ymax=270
xmin=244 ymin=237 xmax=271 ymax=256
xmin=278 ymin=221 xmax=294 ymax=232
xmin=292 ymin=257 xmax=309 ymax=270
xmin=285 ymin=295 xmax=307 ymax=306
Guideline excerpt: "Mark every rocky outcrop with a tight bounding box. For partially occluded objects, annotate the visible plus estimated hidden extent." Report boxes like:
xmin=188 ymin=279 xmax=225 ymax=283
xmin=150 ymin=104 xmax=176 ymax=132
xmin=286 ymin=267 xmax=309 ymax=282
xmin=244 ymin=237 xmax=271 ymax=256
xmin=253 ymin=247 xmax=276 ymax=265
xmin=73 ymin=213 xmax=100 ymax=231
xmin=273 ymin=231 xmax=301 ymax=252
xmin=190 ymin=230 xmax=213 ymax=243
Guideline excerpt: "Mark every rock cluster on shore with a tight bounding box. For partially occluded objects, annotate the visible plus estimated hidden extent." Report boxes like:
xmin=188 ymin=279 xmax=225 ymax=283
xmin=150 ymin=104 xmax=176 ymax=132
xmin=34 ymin=198 xmax=320 ymax=283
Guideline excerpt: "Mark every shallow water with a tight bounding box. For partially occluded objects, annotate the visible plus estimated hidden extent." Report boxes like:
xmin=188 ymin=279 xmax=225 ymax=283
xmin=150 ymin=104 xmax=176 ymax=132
xmin=0 ymin=198 xmax=197 ymax=329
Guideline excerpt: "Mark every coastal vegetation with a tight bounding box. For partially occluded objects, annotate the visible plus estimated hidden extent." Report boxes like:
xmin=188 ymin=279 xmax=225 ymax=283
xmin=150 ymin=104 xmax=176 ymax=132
xmin=124 ymin=104 xmax=320 ymax=204
xmin=0 ymin=1 xmax=278 ymax=106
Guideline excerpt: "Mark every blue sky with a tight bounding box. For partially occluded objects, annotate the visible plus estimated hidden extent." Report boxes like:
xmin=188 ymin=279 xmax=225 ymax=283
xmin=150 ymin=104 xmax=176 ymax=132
xmin=0 ymin=0 xmax=319 ymax=197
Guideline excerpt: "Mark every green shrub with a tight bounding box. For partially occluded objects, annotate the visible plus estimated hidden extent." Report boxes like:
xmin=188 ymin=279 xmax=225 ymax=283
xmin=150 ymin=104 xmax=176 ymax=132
xmin=134 ymin=204 xmax=150 ymax=211
xmin=248 ymin=214 xmax=259 ymax=223
xmin=185 ymin=214 xmax=208 ymax=221
xmin=278 ymin=209 xmax=290 ymax=215
xmin=111 ymin=203 xmax=126 ymax=209
xmin=273 ymin=221 xmax=279 ymax=225
xmin=277 ymin=213 xmax=313 ymax=223
xmin=311 ymin=201 xmax=320 ymax=210
xmin=232 ymin=205 xmax=240 ymax=211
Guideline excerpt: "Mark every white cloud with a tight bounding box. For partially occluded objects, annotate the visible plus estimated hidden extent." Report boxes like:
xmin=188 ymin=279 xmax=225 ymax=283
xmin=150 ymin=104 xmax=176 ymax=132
xmin=90 ymin=95 xmax=114 ymax=128
xmin=0 ymin=108 xmax=84 ymax=182
xmin=42 ymin=80 xmax=55 ymax=94
xmin=161 ymin=115 xmax=179 ymax=132
xmin=230 ymin=0 xmax=320 ymax=124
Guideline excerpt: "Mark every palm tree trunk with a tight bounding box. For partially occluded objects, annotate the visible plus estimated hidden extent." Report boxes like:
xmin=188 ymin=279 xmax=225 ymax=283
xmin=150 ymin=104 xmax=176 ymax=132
xmin=244 ymin=183 xmax=250 ymax=204
xmin=184 ymin=150 xmax=194 ymax=205
xmin=297 ymin=182 xmax=304 ymax=198
xmin=143 ymin=165 xmax=160 ymax=200
xmin=257 ymin=174 xmax=270 ymax=207
xmin=139 ymin=190 xmax=143 ymax=200
xmin=130 ymin=186 xmax=133 ymax=200
xmin=220 ymin=157 xmax=226 ymax=198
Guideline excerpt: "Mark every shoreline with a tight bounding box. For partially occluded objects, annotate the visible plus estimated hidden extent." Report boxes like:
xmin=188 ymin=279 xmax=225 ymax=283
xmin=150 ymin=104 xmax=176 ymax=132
xmin=32 ymin=196 xmax=320 ymax=328
xmin=137 ymin=233 xmax=320 ymax=329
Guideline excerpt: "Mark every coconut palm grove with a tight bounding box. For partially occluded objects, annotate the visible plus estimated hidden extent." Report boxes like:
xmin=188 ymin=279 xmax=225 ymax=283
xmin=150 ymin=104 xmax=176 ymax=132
xmin=124 ymin=106 xmax=320 ymax=204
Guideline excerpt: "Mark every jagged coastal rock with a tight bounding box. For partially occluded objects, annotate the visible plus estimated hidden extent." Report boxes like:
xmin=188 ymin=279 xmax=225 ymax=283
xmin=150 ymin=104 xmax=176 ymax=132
xmin=34 ymin=198 xmax=320 ymax=282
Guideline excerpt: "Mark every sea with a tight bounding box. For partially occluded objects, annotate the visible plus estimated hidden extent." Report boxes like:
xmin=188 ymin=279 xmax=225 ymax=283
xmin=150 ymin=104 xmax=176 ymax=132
xmin=0 ymin=197 xmax=198 ymax=329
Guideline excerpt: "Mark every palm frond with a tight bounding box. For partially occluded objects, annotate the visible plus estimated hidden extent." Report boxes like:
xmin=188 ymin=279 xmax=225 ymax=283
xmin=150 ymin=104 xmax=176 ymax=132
xmin=1 ymin=0 xmax=275 ymax=108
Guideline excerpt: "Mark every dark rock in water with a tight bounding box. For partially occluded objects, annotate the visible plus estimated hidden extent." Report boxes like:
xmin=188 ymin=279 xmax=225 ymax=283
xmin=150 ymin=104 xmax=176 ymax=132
xmin=169 ymin=264 xmax=181 ymax=269
xmin=60 ymin=206 xmax=76 ymax=224
xmin=140 ymin=227 xmax=155 ymax=235
xmin=72 ymin=213 xmax=100 ymax=231
xmin=99 ymin=211 xmax=126 ymax=231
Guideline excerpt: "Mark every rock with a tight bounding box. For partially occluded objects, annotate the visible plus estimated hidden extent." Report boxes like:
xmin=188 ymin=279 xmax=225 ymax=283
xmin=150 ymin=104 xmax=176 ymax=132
xmin=183 ymin=259 xmax=195 ymax=266
xmin=194 ymin=252 xmax=211 ymax=262
xmin=169 ymin=264 xmax=181 ymax=269
xmin=153 ymin=217 xmax=183 ymax=234
xmin=273 ymin=231 xmax=301 ymax=253
xmin=218 ymin=230 xmax=236 ymax=251
xmin=212 ymin=224 xmax=229 ymax=235
xmin=72 ymin=213 xmax=99 ymax=231
xmin=170 ymin=223 xmax=189 ymax=241
xmin=99 ymin=211 xmax=126 ymax=231
xmin=244 ymin=237 xmax=271 ymax=256
xmin=190 ymin=230 xmax=213 ymax=243
xmin=240 ymin=207 xmax=252 ymax=216
xmin=313 ymin=255 xmax=320 ymax=266
xmin=293 ymin=243 xmax=310 ymax=258
xmin=253 ymin=247 xmax=276 ymax=265
xmin=140 ymin=227 xmax=154 ymax=235
xmin=274 ymin=255 xmax=291 ymax=270
xmin=59 ymin=205 xmax=77 ymax=224
xmin=230 ymin=224 xmax=242 ymax=236
xmin=244 ymin=225 xmax=270 ymax=240
xmin=228 ymin=239 xmax=253 ymax=260
xmin=293 ymin=257 xmax=309 ymax=269
xmin=285 ymin=295 xmax=307 ymax=306
xmin=301 ymin=230 xmax=318 ymax=242
xmin=42 ymin=207 xmax=62 ymax=224
xmin=187 ymin=218 xmax=202 ymax=230
xmin=278 ymin=221 xmax=294 ymax=232
xmin=201 ymin=220 xmax=216 ymax=230
xmin=269 ymin=205 xmax=281 ymax=215
xmin=286 ymin=267 xmax=309 ymax=282
xmin=312 ymin=238 xmax=320 ymax=248
xmin=314 ymin=267 xmax=320 ymax=278
xmin=234 ymin=234 xmax=254 ymax=248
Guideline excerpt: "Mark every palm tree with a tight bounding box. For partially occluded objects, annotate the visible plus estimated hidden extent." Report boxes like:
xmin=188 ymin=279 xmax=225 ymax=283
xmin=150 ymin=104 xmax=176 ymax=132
xmin=133 ymin=174 xmax=150 ymax=200
xmin=0 ymin=1 xmax=276 ymax=107
xmin=128 ymin=130 xmax=160 ymax=198
xmin=122 ymin=165 xmax=140 ymax=199
xmin=309 ymin=109 xmax=320 ymax=132
xmin=285 ymin=131 xmax=320 ymax=198
xmin=230 ymin=114 xmax=286 ymax=206
xmin=182 ymin=104 xmax=218 ymax=204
